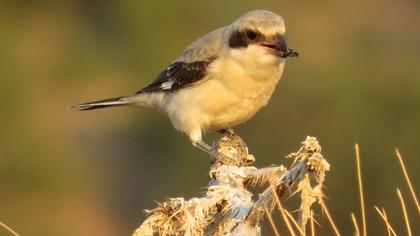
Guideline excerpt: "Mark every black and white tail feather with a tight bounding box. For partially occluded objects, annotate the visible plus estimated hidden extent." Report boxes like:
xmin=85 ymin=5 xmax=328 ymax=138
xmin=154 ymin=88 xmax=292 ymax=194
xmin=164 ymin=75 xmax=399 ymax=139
xmin=71 ymin=96 xmax=129 ymax=111
xmin=71 ymin=57 xmax=215 ymax=111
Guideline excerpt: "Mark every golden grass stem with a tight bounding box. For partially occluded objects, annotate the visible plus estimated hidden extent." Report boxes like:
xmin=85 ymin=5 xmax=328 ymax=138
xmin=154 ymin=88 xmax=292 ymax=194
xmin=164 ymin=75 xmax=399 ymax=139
xmin=396 ymin=189 xmax=412 ymax=236
xmin=310 ymin=210 xmax=315 ymax=236
xmin=395 ymin=149 xmax=420 ymax=214
xmin=0 ymin=222 xmax=20 ymax=236
xmin=264 ymin=206 xmax=281 ymax=236
xmin=351 ymin=213 xmax=361 ymax=236
xmin=283 ymin=209 xmax=305 ymax=236
xmin=373 ymin=206 xmax=397 ymax=236
xmin=382 ymin=208 xmax=396 ymax=236
xmin=381 ymin=208 xmax=394 ymax=236
xmin=271 ymin=186 xmax=296 ymax=236
xmin=321 ymin=202 xmax=341 ymax=236
xmin=355 ymin=144 xmax=367 ymax=236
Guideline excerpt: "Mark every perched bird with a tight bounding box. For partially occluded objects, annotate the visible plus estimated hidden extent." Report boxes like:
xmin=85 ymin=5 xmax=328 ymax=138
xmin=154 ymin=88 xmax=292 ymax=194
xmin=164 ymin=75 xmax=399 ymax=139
xmin=72 ymin=10 xmax=298 ymax=154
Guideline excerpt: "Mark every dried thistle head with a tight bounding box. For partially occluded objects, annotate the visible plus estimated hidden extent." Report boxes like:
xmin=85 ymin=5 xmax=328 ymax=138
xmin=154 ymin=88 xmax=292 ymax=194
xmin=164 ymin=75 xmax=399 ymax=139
xmin=211 ymin=134 xmax=255 ymax=167
xmin=137 ymin=196 xmax=229 ymax=236
xmin=284 ymin=136 xmax=330 ymax=233
xmin=306 ymin=153 xmax=330 ymax=173
xmin=142 ymin=198 xmax=188 ymax=234
xmin=287 ymin=136 xmax=322 ymax=163
xmin=302 ymin=136 xmax=321 ymax=153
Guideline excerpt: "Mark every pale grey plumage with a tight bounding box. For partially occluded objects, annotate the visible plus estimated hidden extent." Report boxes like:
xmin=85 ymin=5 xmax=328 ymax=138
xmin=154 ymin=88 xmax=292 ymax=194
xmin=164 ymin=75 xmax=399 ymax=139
xmin=179 ymin=10 xmax=285 ymax=62
xmin=179 ymin=27 xmax=225 ymax=63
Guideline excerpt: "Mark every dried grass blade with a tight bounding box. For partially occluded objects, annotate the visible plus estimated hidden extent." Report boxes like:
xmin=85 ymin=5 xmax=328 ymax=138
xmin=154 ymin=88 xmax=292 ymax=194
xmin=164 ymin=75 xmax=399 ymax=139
xmin=310 ymin=210 xmax=315 ymax=236
xmin=395 ymin=149 xmax=420 ymax=214
xmin=320 ymin=202 xmax=341 ymax=236
xmin=0 ymin=222 xmax=20 ymax=236
xmin=264 ymin=206 xmax=281 ymax=236
xmin=271 ymin=186 xmax=296 ymax=236
xmin=396 ymin=189 xmax=412 ymax=236
xmin=283 ymin=209 xmax=305 ymax=235
xmin=351 ymin=213 xmax=361 ymax=236
xmin=355 ymin=144 xmax=367 ymax=236
xmin=373 ymin=206 xmax=397 ymax=236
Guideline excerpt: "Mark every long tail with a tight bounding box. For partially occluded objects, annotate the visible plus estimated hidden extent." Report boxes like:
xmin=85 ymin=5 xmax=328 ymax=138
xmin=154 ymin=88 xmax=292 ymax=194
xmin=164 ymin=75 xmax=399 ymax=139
xmin=71 ymin=96 xmax=130 ymax=111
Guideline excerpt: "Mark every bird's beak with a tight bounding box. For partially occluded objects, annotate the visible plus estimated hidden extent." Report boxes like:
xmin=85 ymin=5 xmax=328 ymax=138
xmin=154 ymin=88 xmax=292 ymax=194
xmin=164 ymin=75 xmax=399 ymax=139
xmin=273 ymin=34 xmax=288 ymax=58
xmin=260 ymin=34 xmax=299 ymax=58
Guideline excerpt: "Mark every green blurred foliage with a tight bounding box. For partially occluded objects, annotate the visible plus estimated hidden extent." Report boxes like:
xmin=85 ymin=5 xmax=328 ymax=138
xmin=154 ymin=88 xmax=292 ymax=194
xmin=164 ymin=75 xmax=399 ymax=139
xmin=0 ymin=0 xmax=419 ymax=235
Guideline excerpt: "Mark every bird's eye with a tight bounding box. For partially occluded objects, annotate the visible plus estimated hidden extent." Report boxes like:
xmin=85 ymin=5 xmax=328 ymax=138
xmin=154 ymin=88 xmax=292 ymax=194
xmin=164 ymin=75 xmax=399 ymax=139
xmin=246 ymin=30 xmax=258 ymax=41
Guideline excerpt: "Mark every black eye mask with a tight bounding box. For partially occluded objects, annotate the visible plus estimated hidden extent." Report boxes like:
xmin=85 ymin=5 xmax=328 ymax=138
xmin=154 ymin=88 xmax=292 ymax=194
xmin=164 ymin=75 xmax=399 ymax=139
xmin=228 ymin=29 xmax=264 ymax=48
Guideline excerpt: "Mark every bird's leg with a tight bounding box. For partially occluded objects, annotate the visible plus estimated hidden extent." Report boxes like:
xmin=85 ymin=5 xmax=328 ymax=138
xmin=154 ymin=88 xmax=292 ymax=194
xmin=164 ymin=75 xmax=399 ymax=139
xmin=193 ymin=140 xmax=214 ymax=155
xmin=218 ymin=128 xmax=241 ymax=141
xmin=217 ymin=127 xmax=235 ymax=136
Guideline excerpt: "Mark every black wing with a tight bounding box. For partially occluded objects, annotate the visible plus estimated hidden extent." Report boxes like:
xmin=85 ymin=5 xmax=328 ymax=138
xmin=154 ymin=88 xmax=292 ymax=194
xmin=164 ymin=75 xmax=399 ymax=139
xmin=137 ymin=57 xmax=216 ymax=93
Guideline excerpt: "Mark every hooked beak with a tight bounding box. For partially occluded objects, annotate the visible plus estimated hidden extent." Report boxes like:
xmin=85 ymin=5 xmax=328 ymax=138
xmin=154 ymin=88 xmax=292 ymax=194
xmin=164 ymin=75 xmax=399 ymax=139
xmin=259 ymin=34 xmax=299 ymax=58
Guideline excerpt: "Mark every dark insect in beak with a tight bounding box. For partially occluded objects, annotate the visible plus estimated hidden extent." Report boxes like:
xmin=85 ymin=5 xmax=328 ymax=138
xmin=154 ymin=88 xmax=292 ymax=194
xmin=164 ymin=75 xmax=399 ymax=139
xmin=285 ymin=49 xmax=299 ymax=58
xmin=259 ymin=45 xmax=299 ymax=58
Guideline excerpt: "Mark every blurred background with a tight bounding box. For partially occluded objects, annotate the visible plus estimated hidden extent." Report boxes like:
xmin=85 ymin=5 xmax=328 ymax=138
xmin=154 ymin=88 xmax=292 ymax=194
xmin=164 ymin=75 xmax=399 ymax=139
xmin=0 ymin=0 xmax=419 ymax=235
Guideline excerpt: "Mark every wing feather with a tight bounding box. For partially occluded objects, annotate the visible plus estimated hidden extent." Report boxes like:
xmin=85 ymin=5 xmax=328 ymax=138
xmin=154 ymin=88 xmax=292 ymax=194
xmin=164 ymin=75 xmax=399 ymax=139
xmin=137 ymin=26 xmax=226 ymax=93
xmin=138 ymin=57 xmax=216 ymax=93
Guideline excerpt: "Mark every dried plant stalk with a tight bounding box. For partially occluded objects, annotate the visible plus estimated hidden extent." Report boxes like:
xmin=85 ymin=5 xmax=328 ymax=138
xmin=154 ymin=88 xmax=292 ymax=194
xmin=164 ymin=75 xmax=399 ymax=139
xmin=396 ymin=189 xmax=412 ymax=236
xmin=274 ymin=195 xmax=296 ymax=236
xmin=320 ymin=202 xmax=341 ymax=236
xmin=133 ymin=135 xmax=330 ymax=236
xmin=310 ymin=210 xmax=315 ymax=236
xmin=351 ymin=213 xmax=361 ymax=236
xmin=354 ymin=144 xmax=367 ymax=236
xmin=264 ymin=207 xmax=280 ymax=236
xmin=373 ymin=206 xmax=397 ymax=236
xmin=0 ymin=222 xmax=20 ymax=236
xmin=284 ymin=209 xmax=305 ymax=236
xmin=395 ymin=149 xmax=420 ymax=214
xmin=381 ymin=209 xmax=393 ymax=236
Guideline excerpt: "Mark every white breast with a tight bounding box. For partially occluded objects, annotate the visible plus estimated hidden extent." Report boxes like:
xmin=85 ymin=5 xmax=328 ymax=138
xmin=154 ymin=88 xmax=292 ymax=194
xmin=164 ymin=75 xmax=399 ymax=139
xmin=162 ymin=45 xmax=285 ymax=139
xmin=204 ymin=47 xmax=285 ymax=130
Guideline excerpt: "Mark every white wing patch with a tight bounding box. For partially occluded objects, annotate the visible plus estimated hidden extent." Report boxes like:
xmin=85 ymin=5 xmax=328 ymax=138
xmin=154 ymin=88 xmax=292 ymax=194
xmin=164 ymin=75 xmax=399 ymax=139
xmin=160 ymin=81 xmax=174 ymax=90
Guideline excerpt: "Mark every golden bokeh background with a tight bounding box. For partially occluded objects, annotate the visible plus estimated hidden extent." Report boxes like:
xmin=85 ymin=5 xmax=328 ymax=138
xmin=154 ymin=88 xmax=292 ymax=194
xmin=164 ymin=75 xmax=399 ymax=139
xmin=0 ymin=1 xmax=419 ymax=235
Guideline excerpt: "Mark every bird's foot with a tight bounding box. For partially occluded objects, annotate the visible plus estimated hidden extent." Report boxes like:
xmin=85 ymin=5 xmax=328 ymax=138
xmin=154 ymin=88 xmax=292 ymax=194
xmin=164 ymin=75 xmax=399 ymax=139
xmin=193 ymin=130 xmax=254 ymax=166
xmin=217 ymin=128 xmax=236 ymax=137
xmin=193 ymin=140 xmax=237 ymax=164
xmin=193 ymin=140 xmax=216 ymax=156
xmin=217 ymin=128 xmax=245 ymax=146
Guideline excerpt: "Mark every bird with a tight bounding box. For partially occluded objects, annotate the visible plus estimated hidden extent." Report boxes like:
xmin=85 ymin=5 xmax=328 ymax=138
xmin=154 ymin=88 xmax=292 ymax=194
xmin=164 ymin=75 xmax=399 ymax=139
xmin=72 ymin=10 xmax=298 ymax=155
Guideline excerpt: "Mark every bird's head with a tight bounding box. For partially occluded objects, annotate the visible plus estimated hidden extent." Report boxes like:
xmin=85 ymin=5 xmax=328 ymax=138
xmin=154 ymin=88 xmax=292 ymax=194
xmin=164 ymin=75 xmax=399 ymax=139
xmin=228 ymin=10 xmax=298 ymax=59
